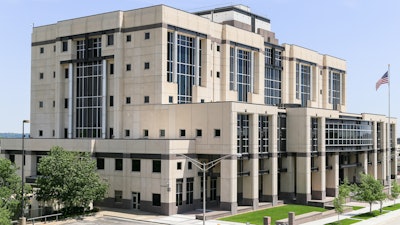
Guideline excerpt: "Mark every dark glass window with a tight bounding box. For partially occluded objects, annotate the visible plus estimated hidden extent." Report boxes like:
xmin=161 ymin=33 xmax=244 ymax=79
xmin=62 ymin=41 xmax=68 ymax=52
xmin=107 ymin=34 xmax=114 ymax=46
xmin=144 ymin=96 xmax=149 ymax=103
xmin=126 ymin=97 xmax=131 ymax=104
xmin=152 ymin=193 xmax=161 ymax=206
xmin=110 ymin=96 xmax=114 ymax=107
xmin=64 ymin=98 xmax=68 ymax=109
xmin=126 ymin=64 xmax=131 ymax=71
xmin=110 ymin=63 xmax=114 ymax=75
xmin=152 ymin=160 xmax=161 ymax=173
xmin=97 ymin=158 xmax=105 ymax=170
xmin=115 ymin=158 xmax=123 ymax=171
xmin=64 ymin=68 xmax=69 ymax=79
xmin=214 ymin=129 xmax=221 ymax=137
xmin=177 ymin=162 xmax=182 ymax=170
xmin=196 ymin=129 xmax=202 ymax=137
xmin=180 ymin=129 xmax=186 ymax=137
xmin=125 ymin=129 xmax=130 ymax=137
xmin=126 ymin=35 xmax=132 ymax=42
xmin=145 ymin=32 xmax=150 ymax=40
xmin=132 ymin=159 xmax=141 ymax=172
xmin=160 ymin=129 xmax=165 ymax=137
xmin=144 ymin=62 xmax=150 ymax=69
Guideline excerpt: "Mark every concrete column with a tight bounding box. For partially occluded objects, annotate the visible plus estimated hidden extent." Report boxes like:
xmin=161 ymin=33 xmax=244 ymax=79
xmin=296 ymin=154 xmax=311 ymax=204
xmin=262 ymin=114 xmax=278 ymax=204
xmin=220 ymin=159 xmax=238 ymax=214
xmin=326 ymin=153 xmax=339 ymax=197
xmin=194 ymin=37 xmax=200 ymax=86
xmin=381 ymin=123 xmax=387 ymax=185
xmin=172 ymin=31 xmax=178 ymax=83
xmin=243 ymin=114 xmax=259 ymax=209
xmin=369 ymin=122 xmax=378 ymax=178
xmin=360 ymin=151 xmax=368 ymax=175
xmin=250 ymin=51 xmax=254 ymax=93
xmin=102 ymin=59 xmax=107 ymax=139
xmin=68 ymin=63 xmax=74 ymax=138
xmin=233 ymin=46 xmax=237 ymax=91
xmin=311 ymin=117 xmax=326 ymax=200
xmin=288 ymin=212 xmax=295 ymax=225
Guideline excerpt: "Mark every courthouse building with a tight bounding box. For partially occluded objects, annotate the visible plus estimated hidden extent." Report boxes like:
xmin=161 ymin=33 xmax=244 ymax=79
xmin=1 ymin=4 xmax=397 ymax=215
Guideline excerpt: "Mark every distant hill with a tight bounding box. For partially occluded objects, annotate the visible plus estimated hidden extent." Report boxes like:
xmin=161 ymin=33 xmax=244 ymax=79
xmin=0 ymin=133 xmax=23 ymax=138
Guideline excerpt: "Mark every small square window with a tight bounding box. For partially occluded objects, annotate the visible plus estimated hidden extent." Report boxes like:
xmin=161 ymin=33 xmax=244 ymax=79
xmin=180 ymin=129 xmax=186 ymax=137
xmin=144 ymin=96 xmax=150 ymax=103
xmin=110 ymin=96 xmax=114 ymax=107
xmin=39 ymin=130 xmax=43 ymax=137
xmin=217 ymin=45 xmax=220 ymax=52
xmin=125 ymin=129 xmax=130 ymax=137
xmin=107 ymin=34 xmax=114 ymax=46
xmin=132 ymin=159 xmax=141 ymax=172
xmin=97 ymin=158 xmax=105 ymax=170
xmin=53 ymin=101 xmax=55 ymax=108
xmin=40 ymin=47 xmax=44 ymax=54
xmin=52 ymin=130 xmax=55 ymax=137
xmin=109 ymin=128 xmax=114 ymax=139
xmin=216 ymin=72 xmax=220 ymax=78
xmin=126 ymin=35 xmax=132 ymax=42
xmin=196 ymin=129 xmax=202 ymax=137
xmin=169 ymin=96 xmax=173 ymax=103
xmin=188 ymin=161 xmax=192 ymax=170
xmin=126 ymin=97 xmax=131 ymax=104
xmin=177 ymin=162 xmax=182 ymax=170
xmin=53 ymin=45 xmax=56 ymax=52
xmin=145 ymin=32 xmax=150 ymax=40
xmin=214 ymin=129 xmax=221 ymax=137
xmin=143 ymin=129 xmax=149 ymax=137
xmin=64 ymin=128 xmax=68 ymax=138
xmin=39 ymin=101 xmax=43 ymax=108
xmin=110 ymin=63 xmax=114 ymax=75
xmin=9 ymin=155 xmax=15 ymax=164
xmin=160 ymin=129 xmax=165 ymax=137
xmin=62 ymin=41 xmax=68 ymax=52
xmin=115 ymin=190 xmax=123 ymax=203
xmin=64 ymin=98 xmax=68 ymax=108
xmin=126 ymin=64 xmax=131 ymax=71
xmin=53 ymin=71 xmax=56 ymax=78
xmin=115 ymin=158 xmax=123 ymax=171
xmin=152 ymin=160 xmax=161 ymax=173
xmin=144 ymin=62 xmax=150 ymax=69
xmin=39 ymin=73 xmax=44 ymax=79
xmin=200 ymin=99 xmax=205 ymax=103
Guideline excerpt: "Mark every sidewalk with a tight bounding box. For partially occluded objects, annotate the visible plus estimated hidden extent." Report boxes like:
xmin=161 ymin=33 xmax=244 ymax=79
xmin=302 ymin=198 xmax=400 ymax=225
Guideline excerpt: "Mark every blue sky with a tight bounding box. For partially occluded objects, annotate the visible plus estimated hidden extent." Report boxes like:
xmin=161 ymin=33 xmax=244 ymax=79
xmin=1 ymin=0 xmax=399 ymax=133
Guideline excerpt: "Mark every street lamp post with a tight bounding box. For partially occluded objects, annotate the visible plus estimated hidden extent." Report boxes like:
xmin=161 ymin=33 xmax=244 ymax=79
xmin=178 ymin=153 xmax=241 ymax=225
xmin=20 ymin=120 xmax=30 ymax=225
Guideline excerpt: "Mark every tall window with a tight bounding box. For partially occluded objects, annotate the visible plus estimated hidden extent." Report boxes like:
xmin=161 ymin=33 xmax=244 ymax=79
xmin=277 ymin=113 xmax=287 ymax=152
xmin=230 ymin=48 xmax=252 ymax=102
xmin=259 ymin=115 xmax=269 ymax=153
xmin=264 ymin=67 xmax=281 ymax=106
xmin=186 ymin=178 xmax=194 ymax=205
xmin=296 ymin=63 xmax=311 ymax=107
xmin=75 ymin=37 xmax=103 ymax=138
xmin=210 ymin=178 xmax=217 ymax=201
xmin=311 ymin=118 xmax=318 ymax=152
xmin=167 ymin=32 xmax=202 ymax=104
xmin=329 ymin=70 xmax=341 ymax=110
xmin=176 ymin=179 xmax=183 ymax=206
xmin=237 ymin=114 xmax=249 ymax=154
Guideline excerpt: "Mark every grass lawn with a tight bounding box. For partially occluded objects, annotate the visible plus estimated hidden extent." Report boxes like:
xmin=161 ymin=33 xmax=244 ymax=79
xmin=383 ymin=203 xmax=400 ymax=211
xmin=352 ymin=209 xmax=387 ymax=220
xmin=219 ymin=204 xmax=326 ymax=225
xmin=351 ymin=206 xmax=364 ymax=211
xmin=325 ymin=218 xmax=361 ymax=225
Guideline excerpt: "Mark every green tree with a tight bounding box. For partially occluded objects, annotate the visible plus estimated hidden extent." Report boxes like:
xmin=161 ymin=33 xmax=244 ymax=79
xmin=0 ymin=157 xmax=30 ymax=223
xmin=333 ymin=179 xmax=352 ymax=223
xmin=36 ymin=146 xmax=108 ymax=214
xmin=391 ymin=180 xmax=400 ymax=204
xmin=352 ymin=173 xmax=386 ymax=213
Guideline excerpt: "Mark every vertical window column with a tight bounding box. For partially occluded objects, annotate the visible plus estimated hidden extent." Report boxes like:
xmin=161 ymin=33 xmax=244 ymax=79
xmin=194 ymin=36 xmax=200 ymax=86
xmin=172 ymin=31 xmax=178 ymax=83
xmin=250 ymin=51 xmax=254 ymax=93
xmin=68 ymin=63 xmax=74 ymax=139
xmin=102 ymin=59 xmax=107 ymax=138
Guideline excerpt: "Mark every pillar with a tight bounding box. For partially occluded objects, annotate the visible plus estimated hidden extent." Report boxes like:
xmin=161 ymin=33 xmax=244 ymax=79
xmin=326 ymin=153 xmax=339 ymax=197
xmin=102 ymin=59 xmax=107 ymax=139
xmin=220 ymin=159 xmax=238 ymax=214
xmin=260 ymin=114 xmax=278 ymax=204
xmin=311 ymin=117 xmax=326 ymax=200
xmin=68 ymin=63 xmax=74 ymax=138
xmin=242 ymin=114 xmax=259 ymax=209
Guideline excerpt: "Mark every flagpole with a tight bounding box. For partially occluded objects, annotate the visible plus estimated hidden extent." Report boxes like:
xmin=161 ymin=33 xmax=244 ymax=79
xmin=387 ymin=64 xmax=391 ymax=192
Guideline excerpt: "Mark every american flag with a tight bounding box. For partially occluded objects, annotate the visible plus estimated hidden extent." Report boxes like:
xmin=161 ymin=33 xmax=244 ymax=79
xmin=376 ymin=71 xmax=389 ymax=90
